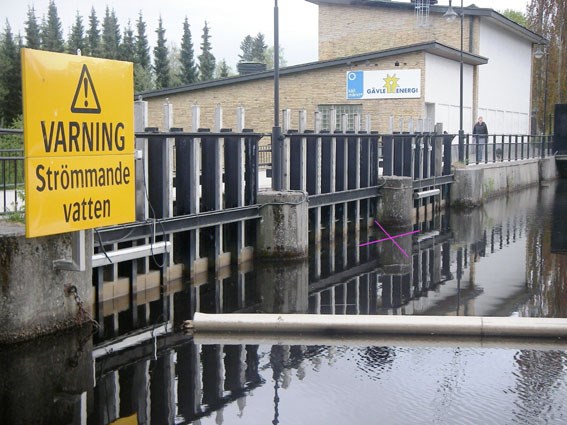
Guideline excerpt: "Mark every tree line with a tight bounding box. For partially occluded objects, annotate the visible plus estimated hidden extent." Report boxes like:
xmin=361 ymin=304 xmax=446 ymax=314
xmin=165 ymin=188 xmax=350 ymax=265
xmin=0 ymin=0 xmax=280 ymax=127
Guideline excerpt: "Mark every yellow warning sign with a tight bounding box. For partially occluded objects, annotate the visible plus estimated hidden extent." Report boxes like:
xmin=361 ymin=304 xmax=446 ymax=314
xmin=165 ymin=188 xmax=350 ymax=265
xmin=21 ymin=48 xmax=135 ymax=238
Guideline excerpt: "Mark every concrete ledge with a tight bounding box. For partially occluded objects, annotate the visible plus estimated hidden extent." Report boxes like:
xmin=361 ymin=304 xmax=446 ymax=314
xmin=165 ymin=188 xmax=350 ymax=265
xmin=190 ymin=313 xmax=567 ymax=339
xmin=451 ymin=158 xmax=559 ymax=208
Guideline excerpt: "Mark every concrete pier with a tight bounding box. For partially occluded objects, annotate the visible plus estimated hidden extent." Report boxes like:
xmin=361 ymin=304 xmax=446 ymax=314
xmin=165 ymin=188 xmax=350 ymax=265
xmin=376 ymin=176 xmax=413 ymax=226
xmin=256 ymin=190 xmax=309 ymax=260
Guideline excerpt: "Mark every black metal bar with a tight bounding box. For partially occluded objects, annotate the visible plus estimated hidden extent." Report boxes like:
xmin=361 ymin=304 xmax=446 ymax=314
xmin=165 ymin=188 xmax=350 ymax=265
xmin=308 ymin=186 xmax=380 ymax=208
xmin=147 ymin=133 xmax=168 ymax=219
xmin=412 ymin=174 xmax=454 ymax=189
xmin=94 ymin=206 xmax=262 ymax=245
xmin=201 ymin=132 xmax=220 ymax=212
xmin=289 ymin=134 xmax=301 ymax=190
xmin=224 ymin=132 xmax=239 ymax=208
xmin=321 ymin=133 xmax=332 ymax=193
xmin=244 ymin=132 xmax=259 ymax=206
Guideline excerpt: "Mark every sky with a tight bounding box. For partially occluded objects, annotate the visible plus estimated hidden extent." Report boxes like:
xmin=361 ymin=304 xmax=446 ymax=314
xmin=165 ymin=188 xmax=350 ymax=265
xmin=2 ymin=0 xmax=531 ymax=69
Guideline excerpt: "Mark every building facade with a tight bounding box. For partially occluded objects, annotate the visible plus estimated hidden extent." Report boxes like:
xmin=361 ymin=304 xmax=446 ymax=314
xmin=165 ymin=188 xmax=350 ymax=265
xmin=142 ymin=0 xmax=545 ymax=135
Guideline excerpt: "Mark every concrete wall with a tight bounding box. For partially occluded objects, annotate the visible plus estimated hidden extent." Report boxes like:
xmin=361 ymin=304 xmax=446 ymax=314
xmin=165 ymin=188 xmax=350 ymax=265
xmin=0 ymin=224 xmax=93 ymax=344
xmin=451 ymin=157 xmax=558 ymax=207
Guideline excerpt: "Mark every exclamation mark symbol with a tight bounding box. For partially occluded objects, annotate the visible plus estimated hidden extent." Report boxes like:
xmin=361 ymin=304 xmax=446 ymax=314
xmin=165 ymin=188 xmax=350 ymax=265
xmin=83 ymin=77 xmax=89 ymax=107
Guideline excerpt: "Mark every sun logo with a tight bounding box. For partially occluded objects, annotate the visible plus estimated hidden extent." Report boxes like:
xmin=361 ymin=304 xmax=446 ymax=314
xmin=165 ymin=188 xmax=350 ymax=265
xmin=383 ymin=74 xmax=400 ymax=94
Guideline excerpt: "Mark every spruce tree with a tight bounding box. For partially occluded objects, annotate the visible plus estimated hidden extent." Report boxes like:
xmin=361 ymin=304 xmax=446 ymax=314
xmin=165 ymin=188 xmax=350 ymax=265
xmin=86 ymin=7 xmax=101 ymax=57
xmin=41 ymin=0 xmax=64 ymax=52
xmin=153 ymin=17 xmax=170 ymax=89
xmin=198 ymin=21 xmax=215 ymax=82
xmin=120 ymin=21 xmax=135 ymax=63
xmin=135 ymin=12 xmax=150 ymax=69
xmin=67 ymin=12 xmax=85 ymax=55
xmin=24 ymin=6 xmax=41 ymax=49
xmin=179 ymin=17 xmax=197 ymax=84
xmin=0 ymin=23 xmax=22 ymax=125
xmin=251 ymin=33 xmax=267 ymax=62
xmin=101 ymin=7 xmax=121 ymax=59
xmin=239 ymin=35 xmax=254 ymax=62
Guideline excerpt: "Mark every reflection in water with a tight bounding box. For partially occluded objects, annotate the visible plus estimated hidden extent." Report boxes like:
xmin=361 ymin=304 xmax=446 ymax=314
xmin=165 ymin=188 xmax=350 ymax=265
xmin=5 ymin=182 xmax=567 ymax=424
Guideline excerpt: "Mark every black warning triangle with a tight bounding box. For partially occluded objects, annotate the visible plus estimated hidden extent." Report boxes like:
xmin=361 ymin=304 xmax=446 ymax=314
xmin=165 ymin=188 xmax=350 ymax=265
xmin=70 ymin=64 xmax=101 ymax=114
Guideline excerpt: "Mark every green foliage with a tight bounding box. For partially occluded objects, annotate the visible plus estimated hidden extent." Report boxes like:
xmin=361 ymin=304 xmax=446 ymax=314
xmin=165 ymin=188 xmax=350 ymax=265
xmin=264 ymin=45 xmax=287 ymax=70
xmin=179 ymin=17 xmax=198 ymax=84
xmin=500 ymin=9 xmax=527 ymax=27
xmin=215 ymin=59 xmax=231 ymax=79
xmin=41 ymin=0 xmax=64 ymax=52
xmin=239 ymin=33 xmax=268 ymax=63
xmin=0 ymin=23 xmax=22 ymax=126
xmin=120 ymin=21 xmax=136 ymax=63
xmin=198 ymin=21 xmax=215 ymax=82
xmin=86 ymin=7 xmax=101 ymax=57
xmin=67 ymin=12 xmax=85 ymax=55
xmin=101 ymin=7 xmax=121 ymax=59
xmin=153 ymin=17 xmax=170 ymax=89
xmin=24 ymin=6 xmax=41 ymax=49
xmin=134 ymin=63 xmax=154 ymax=92
xmin=135 ymin=12 xmax=151 ymax=69
xmin=5 ymin=189 xmax=25 ymax=223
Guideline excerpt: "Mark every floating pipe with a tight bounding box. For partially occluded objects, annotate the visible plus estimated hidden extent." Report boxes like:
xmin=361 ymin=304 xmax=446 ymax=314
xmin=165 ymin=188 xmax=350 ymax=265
xmin=189 ymin=313 xmax=567 ymax=339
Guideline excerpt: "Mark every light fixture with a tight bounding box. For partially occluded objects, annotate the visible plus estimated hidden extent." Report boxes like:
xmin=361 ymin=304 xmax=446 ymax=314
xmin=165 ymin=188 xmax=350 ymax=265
xmin=395 ymin=61 xmax=400 ymax=67
xmin=534 ymin=44 xmax=545 ymax=60
xmin=443 ymin=0 xmax=458 ymax=22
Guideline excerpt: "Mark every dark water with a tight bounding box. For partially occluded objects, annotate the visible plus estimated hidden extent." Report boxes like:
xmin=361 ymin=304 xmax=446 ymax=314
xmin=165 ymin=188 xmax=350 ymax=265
xmin=2 ymin=181 xmax=567 ymax=424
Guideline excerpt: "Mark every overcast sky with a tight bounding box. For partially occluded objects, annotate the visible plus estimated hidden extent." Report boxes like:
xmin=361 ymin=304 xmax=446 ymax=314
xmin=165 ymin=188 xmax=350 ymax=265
xmin=3 ymin=0 xmax=531 ymax=69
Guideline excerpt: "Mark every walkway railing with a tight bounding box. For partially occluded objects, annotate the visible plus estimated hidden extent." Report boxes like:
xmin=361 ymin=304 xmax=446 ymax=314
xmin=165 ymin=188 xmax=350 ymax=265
xmin=456 ymin=134 xmax=553 ymax=165
xmin=0 ymin=128 xmax=24 ymax=215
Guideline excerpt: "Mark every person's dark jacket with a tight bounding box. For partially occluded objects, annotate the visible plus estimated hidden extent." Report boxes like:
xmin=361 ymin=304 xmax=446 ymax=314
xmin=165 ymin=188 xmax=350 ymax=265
xmin=473 ymin=122 xmax=488 ymax=136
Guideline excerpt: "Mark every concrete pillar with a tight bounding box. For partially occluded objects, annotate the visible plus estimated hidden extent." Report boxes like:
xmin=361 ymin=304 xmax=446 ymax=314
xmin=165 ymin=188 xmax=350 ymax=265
xmin=376 ymin=176 xmax=413 ymax=227
xmin=256 ymin=190 xmax=308 ymax=259
xmin=0 ymin=224 xmax=93 ymax=343
xmin=451 ymin=167 xmax=484 ymax=208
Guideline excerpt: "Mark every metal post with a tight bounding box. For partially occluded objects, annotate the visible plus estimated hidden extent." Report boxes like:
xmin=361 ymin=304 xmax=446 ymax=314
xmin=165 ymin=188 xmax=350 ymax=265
xmin=458 ymin=0 xmax=465 ymax=163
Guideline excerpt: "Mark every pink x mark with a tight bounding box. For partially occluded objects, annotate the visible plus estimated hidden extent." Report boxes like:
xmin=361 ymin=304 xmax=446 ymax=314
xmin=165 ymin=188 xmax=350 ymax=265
xmin=359 ymin=220 xmax=420 ymax=257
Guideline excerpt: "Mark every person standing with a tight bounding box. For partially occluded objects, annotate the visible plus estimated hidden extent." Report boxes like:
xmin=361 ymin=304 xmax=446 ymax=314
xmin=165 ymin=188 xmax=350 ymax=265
xmin=473 ymin=116 xmax=488 ymax=162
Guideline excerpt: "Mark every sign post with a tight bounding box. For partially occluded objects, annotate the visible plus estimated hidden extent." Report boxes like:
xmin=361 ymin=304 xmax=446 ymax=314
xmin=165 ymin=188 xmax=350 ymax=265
xmin=21 ymin=48 xmax=135 ymax=239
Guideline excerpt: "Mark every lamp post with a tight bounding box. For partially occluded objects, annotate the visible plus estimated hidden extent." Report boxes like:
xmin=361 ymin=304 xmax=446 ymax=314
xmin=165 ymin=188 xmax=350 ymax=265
xmin=444 ymin=0 xmax=464 ymax=162
xmin=272 ymin=0 xmax=282 ymax=190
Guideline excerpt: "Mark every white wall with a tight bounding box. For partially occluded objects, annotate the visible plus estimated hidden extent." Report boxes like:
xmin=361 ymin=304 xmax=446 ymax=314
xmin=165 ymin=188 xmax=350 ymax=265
xmin=478 ymin=20 xmax=532 ymax=135
xmin=424 ymin=53 xmax=474 ymax=134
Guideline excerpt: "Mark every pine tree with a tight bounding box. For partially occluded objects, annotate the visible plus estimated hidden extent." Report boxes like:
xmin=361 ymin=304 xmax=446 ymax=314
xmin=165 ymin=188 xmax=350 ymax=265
xmin=168 ymin=44 xmax=182 ymax=88
xmin=41 ymin=0 xmax=64 ymax=52
xmin=135 ymin=12 xmax=150 ymax=69
xmin=153 ymin=17 xmax=170 ymax=89
xmin=198 ymin=21 xmax=215 ymax=82
xmin=120 ymin=21 xmax=135 ymax=63
xmin=24 ymin=6 xmax=41 ymax=49
xmin=86 ymin=7 xmax=101 ymax=57
xmin=0 ymin=23 xmax=22 ymax=125
xmin=67 ymin=12 xmax=85 ymax=55
xmin=251 ymin=32 xmax=267 ymax=62
xmin=101 ymin=7 xmax=121 ymax=59
xmin=239 ymin=35 xmax=254 ymax=62
xmin=179 ymin=17 xmax=198 ymax=84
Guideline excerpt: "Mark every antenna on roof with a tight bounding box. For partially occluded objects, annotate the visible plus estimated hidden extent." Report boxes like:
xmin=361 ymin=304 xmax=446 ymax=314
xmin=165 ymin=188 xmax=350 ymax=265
xmin=412 ymin=0 xmax=438 ymax=27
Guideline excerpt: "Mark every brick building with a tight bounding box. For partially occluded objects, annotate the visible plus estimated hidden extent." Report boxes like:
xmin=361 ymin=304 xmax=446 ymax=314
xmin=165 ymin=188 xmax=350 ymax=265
xmin=141 ymin=0 xmax=545 ymax=135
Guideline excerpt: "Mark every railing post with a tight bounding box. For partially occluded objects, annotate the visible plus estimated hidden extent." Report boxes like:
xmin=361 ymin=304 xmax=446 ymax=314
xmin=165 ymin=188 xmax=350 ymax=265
xmin=134 ymin=100 xmax=149 ymax=221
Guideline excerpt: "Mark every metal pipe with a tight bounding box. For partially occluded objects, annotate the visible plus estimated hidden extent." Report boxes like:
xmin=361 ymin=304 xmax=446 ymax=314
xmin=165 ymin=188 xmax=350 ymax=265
xmin=189 ymin=312 xmax=567 ymax=339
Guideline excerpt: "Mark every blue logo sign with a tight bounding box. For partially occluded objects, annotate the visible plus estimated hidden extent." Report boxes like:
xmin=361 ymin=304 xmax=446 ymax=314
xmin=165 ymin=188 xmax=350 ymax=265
xmin=346 ymin=71 xmax=364 ymax=99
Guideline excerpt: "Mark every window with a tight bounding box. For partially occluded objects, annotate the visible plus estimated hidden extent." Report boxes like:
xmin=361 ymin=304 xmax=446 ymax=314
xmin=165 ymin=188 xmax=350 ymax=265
xmin=318 ymin=104 xmax=363 ymax=131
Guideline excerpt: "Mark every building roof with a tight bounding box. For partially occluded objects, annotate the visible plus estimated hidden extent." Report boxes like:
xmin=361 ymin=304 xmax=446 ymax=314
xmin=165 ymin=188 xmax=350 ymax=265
xmin=138 ymin=41 xmax=487 ymax=99
xmin=306 ymin=0 xmax=546 ymax=45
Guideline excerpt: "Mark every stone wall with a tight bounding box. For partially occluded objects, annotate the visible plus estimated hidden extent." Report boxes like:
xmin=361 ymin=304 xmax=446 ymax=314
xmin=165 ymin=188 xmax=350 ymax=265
xmin=318 ymin=4 xmax=475 ymax=61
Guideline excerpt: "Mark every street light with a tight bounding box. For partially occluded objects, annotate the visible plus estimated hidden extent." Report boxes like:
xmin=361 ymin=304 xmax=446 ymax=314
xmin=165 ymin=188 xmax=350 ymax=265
xmin=444 ymin=0 xmax=465 ymax=162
